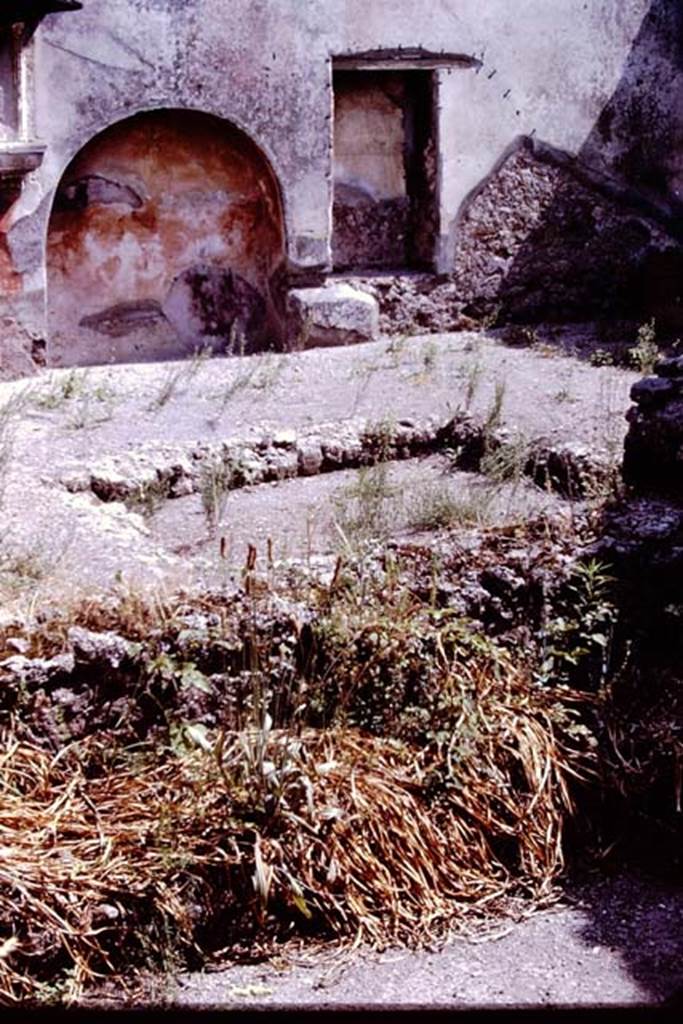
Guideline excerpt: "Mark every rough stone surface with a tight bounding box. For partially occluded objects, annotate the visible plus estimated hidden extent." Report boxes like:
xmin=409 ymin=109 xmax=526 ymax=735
xmin=338 ymin=134 xmax=682 ymax=334
xmin=287 ymin=283 xmax=379 ymax=348
xmin=0 ymin=652 xmax=74 ymax=688
xmin=333 ymin=195 xmax=412 ymax=270
xmin=451 ymin=140 xmax=680 ymax=324
xmin=630 ymin=376 xmax=676 ymax=408
xmin=656 ymin=355 xmax=683 ymax=378
xmin=0 ymin=318 xmax=39 ymax=380
xmin=68 ymin=626 xmax=137 ymax=669
xmin=340 ymin=272 xmax=475 ymax=336
xmin=624 ymin=358 xmax=683 ymax=497
xmin=0 ymin=0 xmax=679 ymax=374
xmin=65 ymin=413 xmax=444 ymax=505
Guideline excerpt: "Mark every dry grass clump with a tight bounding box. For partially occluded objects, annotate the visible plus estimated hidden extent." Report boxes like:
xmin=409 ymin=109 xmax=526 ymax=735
xmin=0 ymin=669 xmax=593 ymax=1005
xmin=0 ymin=549 xmax=605 ymax=1005
xmin=0 ymin=737 xmax=222 ymax=1003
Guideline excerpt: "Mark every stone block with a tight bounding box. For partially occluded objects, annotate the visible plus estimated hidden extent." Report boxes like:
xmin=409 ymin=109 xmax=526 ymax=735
xmin=630 ymin=376 xmax=676 ymax=408
xmin=297 ymin=440 xmax=323 ymax=476
xmin=287 ymin=283 xmax=379 ymax=349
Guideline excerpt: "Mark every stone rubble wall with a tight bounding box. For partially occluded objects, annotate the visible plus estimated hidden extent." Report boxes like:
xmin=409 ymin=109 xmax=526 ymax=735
xmin=623 ymin=355 xmax=683 ymax=498
xmin=348 ymin=141 xmax=682 ymax=335
xmin=452 ymin=141 xmax=681 ymax=326
xmin=59 ymin=411 xmax=616 ymax=509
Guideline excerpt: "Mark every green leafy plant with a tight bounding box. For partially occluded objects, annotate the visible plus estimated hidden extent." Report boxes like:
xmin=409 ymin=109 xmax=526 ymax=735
xmin=477 ymin=303 xmax=501 ymax=332
xmin=589 ymin=348 xmax=614 ymax=367
xmin=66 ymin=395 xmax=115 ymax=431
xmin=626 ymin=318 xmax=659 ymax=375
xmin=538 ymin=559 xmax=617 ymax=690
xmin=33 ymin=371 xmax=117 ymax=430
xmin=501 ymin=324 xmax=538 ymax=347
xmin=0 ymin=545 xmax=48 ymax=600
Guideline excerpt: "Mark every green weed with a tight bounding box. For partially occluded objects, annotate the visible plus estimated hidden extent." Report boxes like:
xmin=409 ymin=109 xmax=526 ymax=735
xmin=480 ymin=433 xmax=530 ymax=487
xmin=385 ymin=335 xmax=407 ymax=368
xmin=0 ymin=390 xmax=29 ymax=508
xmin=199 ymin=454 xmax=257 ymax=534
xmin=35 ymin=368 xmax=89 ymax=409
xmin=150 ymin=346 xmax=212 ymax=410
xmin=199 ymin=458 xmax=234 ymax=534
xmin=538 ymin=558 xmax=616 ymax=690
xmin=463 ymin=355 xmax=483 ymax=411
xmin=332 ymin=463 xmax=401 ymax=552
xmin=483 ymin=379 xmax=506 ymax=437
xmin=407 ymin=480 xmax=494 ymax=532
xmin=553 ymin=387 xmax=577 ymax=404
xmin=626 ymin=318 xmax=659 ymax=375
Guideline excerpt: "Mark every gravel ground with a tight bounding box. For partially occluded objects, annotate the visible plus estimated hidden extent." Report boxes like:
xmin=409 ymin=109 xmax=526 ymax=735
xmin=118 ymin=872 xmax=681 ymax=1010
xmin=1 ymin=332 xmax=679 ymax=1012
xmin=150 ymin=453 xmax=569 ymax=585
xmin=0 ymin=330 xmax=637 ymax=601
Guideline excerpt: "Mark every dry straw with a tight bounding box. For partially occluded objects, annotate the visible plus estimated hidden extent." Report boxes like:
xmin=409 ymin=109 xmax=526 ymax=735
xmin=0 ymin=677 xmax=592 ymax=1005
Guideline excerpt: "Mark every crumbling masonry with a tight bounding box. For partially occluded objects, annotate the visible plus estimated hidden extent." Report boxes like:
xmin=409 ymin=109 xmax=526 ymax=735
xmin=0 ymin=0 xmax=680 ymax=375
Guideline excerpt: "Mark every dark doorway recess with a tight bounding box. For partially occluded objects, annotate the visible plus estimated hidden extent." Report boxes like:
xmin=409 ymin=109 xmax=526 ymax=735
xmin=332 ymin=68 xmax=437 ymax=272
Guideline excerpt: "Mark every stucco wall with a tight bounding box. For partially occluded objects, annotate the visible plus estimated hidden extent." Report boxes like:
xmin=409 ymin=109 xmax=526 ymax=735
xmin=0 ymin=0 xmax=678 ymax=370
xmin=47 ymin=109 xmax=285 ymax=364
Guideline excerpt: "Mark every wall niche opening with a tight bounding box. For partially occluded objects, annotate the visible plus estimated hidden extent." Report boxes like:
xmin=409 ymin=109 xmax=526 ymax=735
xmin=332 ymin=67 xmax=437 ymax=272
xmin=47 ymin=109 xmax=287 ymax=367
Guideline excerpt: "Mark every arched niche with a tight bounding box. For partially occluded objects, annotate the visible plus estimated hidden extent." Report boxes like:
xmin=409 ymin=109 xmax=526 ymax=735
xmin=46 ymin=109 xmax=287 ymax=366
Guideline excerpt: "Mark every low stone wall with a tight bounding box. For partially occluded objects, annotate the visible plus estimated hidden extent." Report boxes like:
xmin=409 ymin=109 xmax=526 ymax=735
xmin=58 ymin=410 xmax=615 ymax=513
xmin=340 ymin=140 xmax=682 ymax=335
xmin=623 ymin=355 xmax=683 ymax=497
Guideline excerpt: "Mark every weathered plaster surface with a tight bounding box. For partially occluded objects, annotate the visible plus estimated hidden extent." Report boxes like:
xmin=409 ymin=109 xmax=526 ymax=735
xmin=0 ymin=0 xmax=678 ymax=370
xmin=47 ymin=109 xmax=285 ymax=364
xmin=334 ymin=74 xmax=406 ymax=201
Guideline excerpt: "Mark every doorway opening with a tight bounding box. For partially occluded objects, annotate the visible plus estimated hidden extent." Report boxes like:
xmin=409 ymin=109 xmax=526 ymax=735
xmin=332 ymin=68 xmax=437 ymax=272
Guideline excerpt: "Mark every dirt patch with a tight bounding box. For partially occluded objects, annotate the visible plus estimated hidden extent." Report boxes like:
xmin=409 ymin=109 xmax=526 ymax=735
xmin=167 ymin=872 xmax=683 ymax=1010
xmin=0 ymin=330 xmax=637 ymax=600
